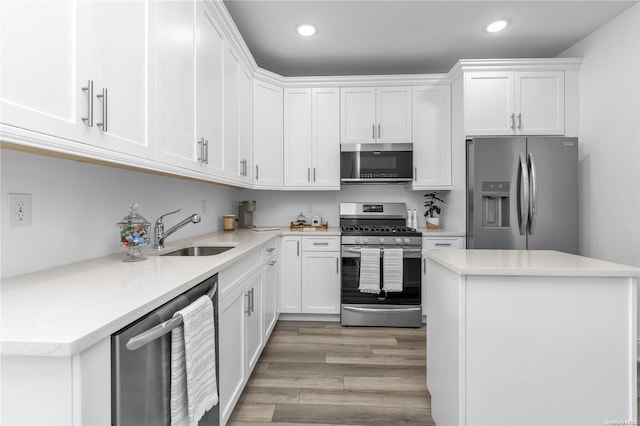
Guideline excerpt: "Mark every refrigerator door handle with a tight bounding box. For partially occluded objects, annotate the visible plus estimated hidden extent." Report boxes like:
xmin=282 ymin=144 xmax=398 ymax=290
xmin=517 ymin=153 xmax=530 ymax=236
xmin=528 ymin=153 xmax=538 ymax=235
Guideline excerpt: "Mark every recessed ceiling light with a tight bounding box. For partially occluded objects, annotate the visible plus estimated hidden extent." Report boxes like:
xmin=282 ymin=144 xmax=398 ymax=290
xmin=485 ymin=19 xmax=510 ymax=33
xmin=296 ymin=23 xmax=317 ymax=37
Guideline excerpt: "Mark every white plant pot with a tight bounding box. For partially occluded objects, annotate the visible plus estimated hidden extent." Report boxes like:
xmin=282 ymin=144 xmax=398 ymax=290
xmin=426 ymin=217 xmax=440 ymax=229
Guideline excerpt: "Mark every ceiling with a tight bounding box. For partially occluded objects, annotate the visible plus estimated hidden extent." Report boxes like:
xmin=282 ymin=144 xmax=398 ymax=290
xmin=222 ymin=0 xmax=638 ymax=77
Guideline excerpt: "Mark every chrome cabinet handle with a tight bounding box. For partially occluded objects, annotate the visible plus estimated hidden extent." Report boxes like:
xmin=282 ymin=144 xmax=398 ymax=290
xmin=517 ymin=153 xmax=530 ymax=236
xmin=245 ymin=291 xmax=251 ymax=316
xmin=255 ymin=165 xmax=259 ymax=180
xmin=308 ymin=167 xmax=310 ymax=182
xmin=528 ymin=152 xmax=538 ymax=235
xmin=250 ymin=288 xmax=255 ymax=313
xmin=434 ymin=243 xmax=452 ymax=247
xmin=517 ymin=113 xmax=522 ymax=130
xmin=313 ymin=242 xmax=329 ymax=246
xmin=297 ymin=240 xmax=300 ymax=257
xmin=372 ymin=124 xmax=375 ymax=139
xmin=313 ymin=168 xmax=316 ymax=182
xmin=378 ymin=124 xmax=381 ymax=139
xmin=510 ymin=113 xmax=515 ymax=130
xmin=96 ymin=88 xmax=108 ymax=132
xmin=203 ymin=139 xmax=209 ymax=164
xmin=414 ymin=167 xmax=417 ymax=182
xmin=197 ymin=138 xmax=204 ymax=163
xmin=267 ymin=247 xmax=275 ymax=253
xmin=81 ymin=80 xmax=94 ymax=127
xmin=336 ymin=257 xmax=339 ymax=273
xmin=240 ymin=160 xmax=245 ymax=176
xmin=423 ymin=258 xmax=426 ymax=274
xmin=268 ymin=260 xmax=277 ymax=266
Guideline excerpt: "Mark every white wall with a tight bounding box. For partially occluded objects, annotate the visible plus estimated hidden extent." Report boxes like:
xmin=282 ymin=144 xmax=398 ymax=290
xmin=234 ymin=185 xmax=458 ymax=230
xmin=559 ymin=4 xmax=640 ymax=268
xmin=0 ymin=149 xmax=237 ymax=278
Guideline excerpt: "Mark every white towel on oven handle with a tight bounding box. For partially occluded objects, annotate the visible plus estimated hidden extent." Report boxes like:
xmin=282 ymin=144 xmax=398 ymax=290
xmin=383 ymin=248 xmax=404 ymax=292
xmin=358 ymin=247 xmax=381 ymax=294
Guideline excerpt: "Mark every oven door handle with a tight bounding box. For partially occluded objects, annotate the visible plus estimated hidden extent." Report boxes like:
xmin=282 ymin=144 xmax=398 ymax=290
xmin=342 ymin=247 xmax=422 ymax=253
xmin=343 ymin=306 xmax=422 ymax=313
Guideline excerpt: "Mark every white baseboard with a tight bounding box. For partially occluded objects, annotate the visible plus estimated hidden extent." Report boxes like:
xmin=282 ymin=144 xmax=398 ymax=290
xmin=278 ymin=313 xmax=340 ymax=322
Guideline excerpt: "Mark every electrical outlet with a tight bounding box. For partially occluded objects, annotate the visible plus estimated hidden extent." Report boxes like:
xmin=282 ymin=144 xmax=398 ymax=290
xmin=8 ymin=193 xmax=32 ymax=229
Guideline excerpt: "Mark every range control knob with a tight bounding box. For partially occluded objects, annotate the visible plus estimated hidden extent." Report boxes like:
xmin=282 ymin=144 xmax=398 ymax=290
xmin=404 ymin=238 xmax=411 ymax=244
xmin=395 ymin=237 xmax=403 ymax=244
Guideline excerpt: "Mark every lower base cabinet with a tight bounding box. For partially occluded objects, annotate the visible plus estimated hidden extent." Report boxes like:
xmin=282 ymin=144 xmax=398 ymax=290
xmin=281 ymin=235 xmax=341 ymax=314
xmin=422 ymin=236 xmax=465 ymax=317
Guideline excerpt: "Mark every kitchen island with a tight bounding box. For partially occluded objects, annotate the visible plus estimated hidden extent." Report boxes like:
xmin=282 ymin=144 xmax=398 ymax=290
xmin=423 ymin=249 xmax=639 ymax=426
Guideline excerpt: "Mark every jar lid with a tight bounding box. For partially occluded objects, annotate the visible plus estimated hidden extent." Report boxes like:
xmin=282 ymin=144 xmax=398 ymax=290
xmin=117 ymin=203 xmax=151 ymax=226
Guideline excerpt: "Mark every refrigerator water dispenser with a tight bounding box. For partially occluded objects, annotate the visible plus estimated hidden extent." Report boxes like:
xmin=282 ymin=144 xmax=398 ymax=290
xmin=481 ymin=182 xmax=510 ymax=228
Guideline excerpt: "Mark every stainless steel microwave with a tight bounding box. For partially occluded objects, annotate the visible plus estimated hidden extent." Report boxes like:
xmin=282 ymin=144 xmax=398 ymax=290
xmin=340 ymin=143 xmax=413 ymax=183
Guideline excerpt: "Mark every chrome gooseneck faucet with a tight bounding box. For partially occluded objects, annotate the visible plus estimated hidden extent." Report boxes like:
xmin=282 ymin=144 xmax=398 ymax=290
xmin=154 ymin=209 xmax=201 ymax=249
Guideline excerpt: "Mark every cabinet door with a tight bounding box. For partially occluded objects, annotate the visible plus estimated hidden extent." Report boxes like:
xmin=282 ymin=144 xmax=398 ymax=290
xmin=223 ymin=41 xmax=241 ymax=180
xmin=156 ymin=0 xmax=198 ymax=170
xmin=340 ymin=87 xmax=376 ymax=144
xmin=301 ymin=251 xmax=341 ymax=314
xmin=253 ymin=80 xmax=284 ymax=188
xmin=245 ymin=271 xmax=264 ymax=373
xmin=0 ymin=1 xmax=91 ymax=143
xmin=284 ymin=88 xmax=313 ymax=187
xmin=515 ymin=71 xmax=564 ymax=135
xmin=464 ymin=72 xmax=514 ymax=136
xmin=238 ymin=67 xmax=253 ymax=184
xmin=263 ymin=256 xmax=279 ymax=339
xmin=376 ymin=86 xmax=412 ymax=143
xmin=197 ymin=3 xmax=225 ymax=176
xmin=280 ymin=236 xmax=301 ymax=313
xmin=91 ymin=0 xmax=155 ymax=159
xmin=219 ymin=283 xmax=247 ymax=424
xmin=412 ymin=85 xmax=452 ymax=189
xmin=312 ymin=88 xmax=341 ymax=188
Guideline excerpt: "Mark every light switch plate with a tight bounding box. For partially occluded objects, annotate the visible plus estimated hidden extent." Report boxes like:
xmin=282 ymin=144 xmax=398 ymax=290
xmin=8 ymin=193 xmax=32 ymax=228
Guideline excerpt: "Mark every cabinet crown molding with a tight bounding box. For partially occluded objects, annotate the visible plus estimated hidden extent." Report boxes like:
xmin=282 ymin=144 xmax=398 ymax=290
xmin=448 ymin=58 xmax=583 ymax=81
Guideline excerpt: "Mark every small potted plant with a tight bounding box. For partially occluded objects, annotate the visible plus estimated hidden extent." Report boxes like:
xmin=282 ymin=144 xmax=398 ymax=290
xmin=424 ymin=191 xmax=444 ymax=229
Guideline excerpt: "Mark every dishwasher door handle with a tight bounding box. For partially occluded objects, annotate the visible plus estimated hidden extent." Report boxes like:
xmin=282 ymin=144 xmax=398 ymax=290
xmin=125 ymin=282 xmax=217 ymax=351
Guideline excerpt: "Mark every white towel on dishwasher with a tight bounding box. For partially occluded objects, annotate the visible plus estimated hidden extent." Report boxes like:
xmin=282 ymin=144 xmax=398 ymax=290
xmin=383 ymin=248 xmax=404 ymax=292
xmin=171 ymin=295 xmax=218 ymax=426
xmin=359 ymin=247 xmax=381 ymax=294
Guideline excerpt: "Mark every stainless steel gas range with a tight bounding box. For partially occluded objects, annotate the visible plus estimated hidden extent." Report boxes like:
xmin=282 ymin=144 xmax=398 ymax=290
xmin=340 ymin=202 xmax=422 ymax=327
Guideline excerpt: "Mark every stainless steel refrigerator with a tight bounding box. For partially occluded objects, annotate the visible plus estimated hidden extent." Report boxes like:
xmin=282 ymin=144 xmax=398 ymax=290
xmin=466 ymin=137 xmax=578 ymax=253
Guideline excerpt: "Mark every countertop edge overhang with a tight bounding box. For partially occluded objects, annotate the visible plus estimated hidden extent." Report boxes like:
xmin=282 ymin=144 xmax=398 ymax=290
xmin=424 ymin=249 xmax=640 ymax=277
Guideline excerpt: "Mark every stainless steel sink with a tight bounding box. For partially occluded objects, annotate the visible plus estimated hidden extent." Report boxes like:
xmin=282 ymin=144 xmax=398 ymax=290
xmin=161 ymin=245 xmax=235 ymax=256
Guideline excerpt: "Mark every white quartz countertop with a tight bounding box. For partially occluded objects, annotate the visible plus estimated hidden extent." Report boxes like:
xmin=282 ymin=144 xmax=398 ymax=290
xmin=1 ymin=228 xmax=283 ymax=357
xmin=424 ymin=249 xmax=640 ymax=277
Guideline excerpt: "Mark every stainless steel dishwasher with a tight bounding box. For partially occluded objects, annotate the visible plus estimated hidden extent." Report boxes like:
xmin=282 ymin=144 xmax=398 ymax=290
xmin=111 ymin=274 xmax=219 ymax=426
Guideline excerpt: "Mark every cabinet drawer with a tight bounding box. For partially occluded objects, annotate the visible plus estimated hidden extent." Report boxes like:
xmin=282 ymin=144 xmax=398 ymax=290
xmin=262 ymin=238 xmax=280 ymax=260
xmin=424 ymin=237 xmax=464 ymax=249
xmin=219 ymin=248 xmax=262 ymax=299
xmin=301 ymin=236 xmax=340 ymax=252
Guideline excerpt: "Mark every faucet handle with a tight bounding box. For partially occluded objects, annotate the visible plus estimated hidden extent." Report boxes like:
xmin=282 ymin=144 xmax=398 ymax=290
xmin=156 ymin=208 xmax=181 ymax=225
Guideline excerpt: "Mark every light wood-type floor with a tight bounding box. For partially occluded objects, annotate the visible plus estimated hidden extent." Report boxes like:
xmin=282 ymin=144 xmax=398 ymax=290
xmin=228 ymin=320 xmax=434 ymax=426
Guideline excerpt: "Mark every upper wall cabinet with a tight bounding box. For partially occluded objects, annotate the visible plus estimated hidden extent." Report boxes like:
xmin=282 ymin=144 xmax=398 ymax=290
xmin=253 ymin=79 xmax=284 ymax=189
xmin=464 ymin=71 xmax=565 ymax=136
xmin=283 ymin=88 xmax=340 ymax=189
xmin=340 ymin=87 xmax=412 ymax=144
xmin=412 ymin=85 xmax=452 ymax=189
xmin=156 ymin=1 xmax=227 ymax=176
xmin=1 ymin=0 xmax=155 ymax=159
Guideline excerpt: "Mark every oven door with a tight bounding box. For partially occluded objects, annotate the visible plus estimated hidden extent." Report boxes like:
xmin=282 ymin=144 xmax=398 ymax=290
xmin=340 ymin=245 xmax=422 ymax=327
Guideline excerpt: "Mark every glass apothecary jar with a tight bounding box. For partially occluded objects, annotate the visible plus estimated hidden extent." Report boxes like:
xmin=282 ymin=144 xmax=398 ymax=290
xmin=117 ymin=203 xmax=151 ymax=262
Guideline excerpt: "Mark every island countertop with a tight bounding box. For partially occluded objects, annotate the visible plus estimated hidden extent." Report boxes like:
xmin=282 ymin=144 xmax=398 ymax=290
xmin=423 ymin=249 xmax=640 ymax=277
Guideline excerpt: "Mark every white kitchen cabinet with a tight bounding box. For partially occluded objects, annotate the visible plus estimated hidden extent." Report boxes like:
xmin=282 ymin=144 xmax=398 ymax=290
xmin=263 ymin=240 xmax=280 ymax=339
xmin=283 ymin=88 xmax=340 ymax=188
xmin=301 ymin=251 xmax=341 ymax=314
xmin=422 ymin=236 xmax=465 ymax=316
xmin=244 ymin=270 xmax=264 ymax=373
xmin=157 ymin=1 xmax=226 ymax=174
xmin=280 ymin=236 xmax=341 ymax=314
xmin=412 ymin=85 xmax=452 ymax=189
xmin=340 ymin=86 xmax=412 ymax=144
xmin=219 ymin=277 xmax=248 ymax=424
xmin=464 ymin=71 xmax=564 ymax=136
xmin=1 ymin=0 xmax=155 ymax=159
xmin=280 ymin=236 xmax=302 ymax=313
xmin=197 ymin=2 xmax=225 ymax=177
xmin=253 ymin=79 xmax=284 ymax=188
xmin=237 ymin=67 xmax=253 ymax=184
